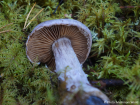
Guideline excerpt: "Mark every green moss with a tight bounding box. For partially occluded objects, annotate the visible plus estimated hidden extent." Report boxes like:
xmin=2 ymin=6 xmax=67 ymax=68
xmin=0 ymin=0 xmax=140 ymax=104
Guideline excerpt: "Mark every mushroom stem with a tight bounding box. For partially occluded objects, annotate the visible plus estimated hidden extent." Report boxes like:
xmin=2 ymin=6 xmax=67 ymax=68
xmin=52 ymin=37 xmax=89 ymax=91
xmin=52 ymin=37 xmax=109 ymax=102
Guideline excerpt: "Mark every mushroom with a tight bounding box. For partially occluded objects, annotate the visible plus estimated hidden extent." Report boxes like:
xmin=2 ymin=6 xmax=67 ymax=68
xmin=26 ymin=19 xmax=109 ymax=104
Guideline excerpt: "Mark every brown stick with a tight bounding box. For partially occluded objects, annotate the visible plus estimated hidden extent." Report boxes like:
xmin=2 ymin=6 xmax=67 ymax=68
xmin=120 ymin=6 xmax=140 ymax=9
xmin=91 ymin=79 xmax=125 ymax=89
xmin=0 ymin=30 xmax=12 ymax=34
xmin=0 ymin=23 xmax=13 ymax=30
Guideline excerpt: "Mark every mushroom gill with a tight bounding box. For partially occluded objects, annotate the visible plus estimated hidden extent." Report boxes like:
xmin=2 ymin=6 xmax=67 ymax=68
xmin=26 ymin=25 xmax=88 ymax=71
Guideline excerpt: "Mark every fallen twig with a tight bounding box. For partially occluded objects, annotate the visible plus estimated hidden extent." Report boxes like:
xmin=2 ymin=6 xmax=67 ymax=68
xmin=91 ymin=79 xmax=125 ymax=89
xmin=120 ymin=6 xmax=140 ymax=9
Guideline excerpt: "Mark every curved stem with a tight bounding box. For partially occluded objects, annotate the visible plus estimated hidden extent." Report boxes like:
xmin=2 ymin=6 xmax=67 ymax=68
xmin=52 ymin=37 xmax=109 ymax=102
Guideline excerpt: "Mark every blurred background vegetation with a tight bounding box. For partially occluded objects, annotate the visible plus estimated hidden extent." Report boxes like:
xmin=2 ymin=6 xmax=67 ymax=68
xmin=0 ymin=0 xmax=140 ymax=104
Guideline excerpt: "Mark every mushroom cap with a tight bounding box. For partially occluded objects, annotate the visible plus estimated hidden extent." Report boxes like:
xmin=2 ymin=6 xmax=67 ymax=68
xmin=26 ymin=19 xmax=92 ymax=71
